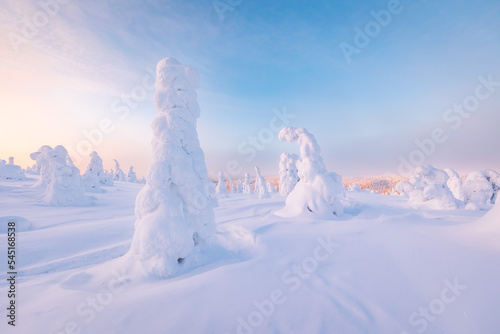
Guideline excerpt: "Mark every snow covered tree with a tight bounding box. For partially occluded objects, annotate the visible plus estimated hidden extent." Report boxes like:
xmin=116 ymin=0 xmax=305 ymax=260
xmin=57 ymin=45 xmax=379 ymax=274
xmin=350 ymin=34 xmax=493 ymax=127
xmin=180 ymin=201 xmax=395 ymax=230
xmin=255 ymin=166 xmax=270 ymax=199
xmin=267 ymin=181 xmax=277 ymax=193
xmin=42 ymin=146 xmax=88 ymax=206
xmin=30 ymin=145 xmax=54 ymax=187
xmin=216 ymin=170 xmax=228 ymax=194
xmin=82 ymin=151 xmax=105 ymax=192
xmin=278 ymin=153 xmax=299 ymax=196
xmin=395 ymin=165 xmax=460 ymax=209
xmin=127 ymin=166 xmax=137 ymax=183
xmin=463 ymin=170 xmax=500 ymax=210
xmin=242 ymin=172 xmax=253 ymax=194
xmin=112 ymin=159 xmax=126 ymax=181
xmin=0 ymin=157 xmax=26 ymax=181
xmin=129 ymin=57 xmax=216 ymax=278
xmin=235 ymin=179 xmax=243 ymax=193
xmin=228 ymin=177 xmax=235 ymax=193
xmin=277 ymin=127 xmax=344 ymax=217
xmin=102 ymin=170 xmax=114 ymax=186
xmin=444 ymin=168 xmax=465 ymax=201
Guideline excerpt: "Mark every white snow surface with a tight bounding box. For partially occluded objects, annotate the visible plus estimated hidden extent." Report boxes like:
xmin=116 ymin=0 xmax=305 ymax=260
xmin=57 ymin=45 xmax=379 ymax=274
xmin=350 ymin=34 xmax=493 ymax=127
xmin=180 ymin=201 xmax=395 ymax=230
xmin=1 ymin=177 xmax=500 ymax=334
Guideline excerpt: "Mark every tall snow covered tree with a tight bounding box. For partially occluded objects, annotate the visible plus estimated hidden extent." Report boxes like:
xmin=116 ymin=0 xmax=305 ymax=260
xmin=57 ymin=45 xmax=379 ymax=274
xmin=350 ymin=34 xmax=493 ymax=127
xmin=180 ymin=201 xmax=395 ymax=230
xmin=129 ymin=58 xmax=216 ymax=278
xmin=216 ymin=170 xmax=228 ymax=194
xmin=276 ymin=127 xmax=344 ymax=217
xmin=242 ymin=173 xmax=253 ymax=194
xmin=278 ymin=153 xmax=299 ymax=196
xmin=254 ymin=166 xmax=270 ymax=199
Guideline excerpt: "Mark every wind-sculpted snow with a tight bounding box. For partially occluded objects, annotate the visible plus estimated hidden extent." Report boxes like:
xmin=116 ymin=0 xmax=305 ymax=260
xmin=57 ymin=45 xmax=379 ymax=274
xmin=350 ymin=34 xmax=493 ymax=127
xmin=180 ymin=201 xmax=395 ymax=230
xmin=129 ymin=58 xmax=216 ymax=278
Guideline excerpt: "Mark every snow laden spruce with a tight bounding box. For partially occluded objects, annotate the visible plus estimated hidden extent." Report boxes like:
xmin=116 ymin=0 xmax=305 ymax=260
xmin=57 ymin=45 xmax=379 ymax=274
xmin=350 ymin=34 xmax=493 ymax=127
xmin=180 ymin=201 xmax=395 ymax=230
xmin=112 ymin=159 xmax=126 ymax=181
xmin=128 ymin=58 xmax=216 ymax=278
xmin=254 ymin=166 xmax=270 ymax=199
xmin=276 ymin=127 xmax=344 ymax=217
xmin=0 ymin=157 xmax=26 ymax=181
xmin=216 ymin=170 xmax=228 ymax=194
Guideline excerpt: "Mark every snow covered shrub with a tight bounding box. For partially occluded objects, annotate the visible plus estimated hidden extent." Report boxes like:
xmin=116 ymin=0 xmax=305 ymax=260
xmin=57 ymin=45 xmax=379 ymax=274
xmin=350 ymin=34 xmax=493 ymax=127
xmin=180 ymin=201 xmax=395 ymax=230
xmin=242 ymin=173 xmax=253 ymax=194
xmin=216 ymin=170 xmax=228 ymax=194
xmin=112 ymin=159 xmax=126 ymax=181
xmin=129 ymin=57 xmax=216 ymax=278
xmin=276 ymin=127 xmax=344 ymax=217
xmin=444 ymin=169 xmax=465 ymax=201
xmin=30 ymin=145 xmax=54 ymax=187
xmin=278 ymin=153 xmax=299 ymax=196
xmin=42 ymin=146 xmax=88 ymax=206
xmin=255 ymin=166 xmax=270 ymax=199
xmin=267 ymin=181 xmax=277 ymax=193
xmin=395 ymin=165 xmax=460 ymax=209
xmin=127 ymin=166 xmax=137 ymax=183
xmin=463 ymin=170 xmax=500 ymax=210
xmin=0 ymin=157 xmax=26 ymax=181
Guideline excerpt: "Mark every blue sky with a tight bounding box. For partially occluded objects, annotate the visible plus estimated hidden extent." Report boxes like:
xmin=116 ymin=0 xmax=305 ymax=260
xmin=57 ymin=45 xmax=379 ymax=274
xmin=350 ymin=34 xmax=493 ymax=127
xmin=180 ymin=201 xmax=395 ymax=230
xmin=1 ymin=0 xmax=499 ymax=179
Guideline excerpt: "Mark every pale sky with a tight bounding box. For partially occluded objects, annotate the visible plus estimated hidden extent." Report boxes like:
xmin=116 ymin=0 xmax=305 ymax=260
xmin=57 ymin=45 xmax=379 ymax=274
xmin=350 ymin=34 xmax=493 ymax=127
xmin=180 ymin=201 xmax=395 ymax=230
xmin=1 ymin=0 xmax=499 ymax=179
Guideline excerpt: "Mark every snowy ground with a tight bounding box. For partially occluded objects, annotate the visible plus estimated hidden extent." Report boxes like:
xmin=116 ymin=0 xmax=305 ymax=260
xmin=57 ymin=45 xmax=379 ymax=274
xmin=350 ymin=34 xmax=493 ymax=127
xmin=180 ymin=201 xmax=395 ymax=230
xmin=1 ymin=177 xmax=499 ymax=334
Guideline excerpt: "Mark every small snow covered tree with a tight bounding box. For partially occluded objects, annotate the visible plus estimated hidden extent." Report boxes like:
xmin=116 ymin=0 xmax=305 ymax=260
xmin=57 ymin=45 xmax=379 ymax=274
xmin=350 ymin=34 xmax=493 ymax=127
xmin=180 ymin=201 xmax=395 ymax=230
xmin=42 ymin=146 xmax=88 ymax=206
xmin=129 ymin=57 xmax=216 ymax=278
xmin=444 ymin=168 xmax=465 ymax=201
xmin=30 ymin=145 xmax=54 ymax=187
xmin=113 ymin=159 xmax=126 ymax=181
xmin=395 ymin=165 xmax=460 ymax=209
xmin=242 ymin=172 xmax=253 ymax=194
xmin=216 ymin=170 xmax=228 ymax=194
xmin=463 ymin=170 xmax=500 ymax=210
xmin=267 ymin=181 xmax=277 ymax=193
xmin=277 ymin=127 xmax=344 ymax=217
xmin=228 ymin=177 xmax=235 ymax=193
xmin=278 ymin=153 xmax=299 ymax=196
xmin=0 ymin=157 xmax=26 ymax=181
xmin=82 ymin=151 xmax=105 ymax=192
xmin=127 ymin=166 xmax=137 ymax=183
xmin=235 ymin=179 xmax=243 ymax=193
xmin=255 ymin=166 xmax=270 ymax=199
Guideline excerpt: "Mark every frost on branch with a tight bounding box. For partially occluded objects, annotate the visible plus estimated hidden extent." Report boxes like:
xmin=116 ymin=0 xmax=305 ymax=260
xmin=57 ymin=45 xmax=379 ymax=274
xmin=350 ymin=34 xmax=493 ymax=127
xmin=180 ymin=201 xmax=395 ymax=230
xmin=129 ymin=58 xmax=216 ymax=278
xmin=276 ymin=127 xmax=343 ymax=217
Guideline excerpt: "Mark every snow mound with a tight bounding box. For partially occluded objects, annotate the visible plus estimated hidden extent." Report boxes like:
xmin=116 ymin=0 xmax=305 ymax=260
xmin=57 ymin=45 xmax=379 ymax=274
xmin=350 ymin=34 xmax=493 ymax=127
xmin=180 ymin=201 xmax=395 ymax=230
xmin=444 ymin=168 xmax=465 ymax=201
xmin=129 ymin=57 xmax=216 ymax=278
xmin=395 ymin=165 xmax=460 ymax=210
xmin=276 ymin=127 xmax=344 ymax=218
